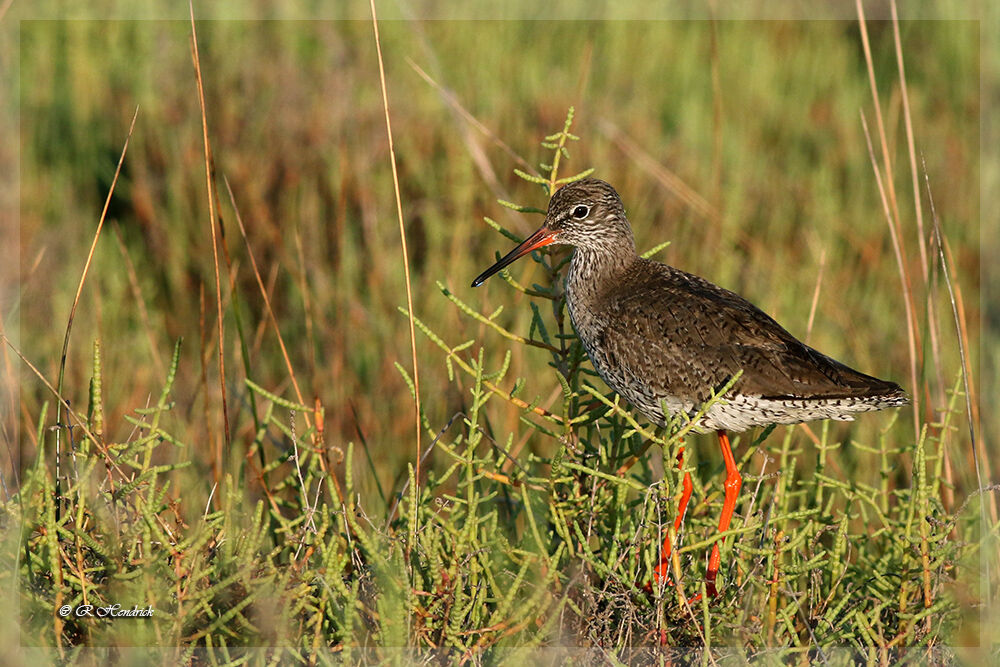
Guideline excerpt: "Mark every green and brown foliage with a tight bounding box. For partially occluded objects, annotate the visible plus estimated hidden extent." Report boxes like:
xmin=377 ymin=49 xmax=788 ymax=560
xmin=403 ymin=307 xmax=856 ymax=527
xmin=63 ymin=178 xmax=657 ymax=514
xmin=2 ymin=8 xmax=993 ymax=664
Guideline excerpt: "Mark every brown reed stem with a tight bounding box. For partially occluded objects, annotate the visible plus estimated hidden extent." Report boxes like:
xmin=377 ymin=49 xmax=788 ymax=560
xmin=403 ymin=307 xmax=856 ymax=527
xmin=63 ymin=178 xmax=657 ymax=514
xmin=189 ymin=4 xmax=231 ymax=468
xmin=369 ymin=0 xmax=423 ymax=546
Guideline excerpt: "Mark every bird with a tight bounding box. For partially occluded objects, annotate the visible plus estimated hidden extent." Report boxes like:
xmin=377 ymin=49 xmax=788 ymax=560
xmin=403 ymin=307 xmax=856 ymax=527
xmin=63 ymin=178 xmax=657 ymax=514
xmin=471 ymin=177 xmax=908 ymax=599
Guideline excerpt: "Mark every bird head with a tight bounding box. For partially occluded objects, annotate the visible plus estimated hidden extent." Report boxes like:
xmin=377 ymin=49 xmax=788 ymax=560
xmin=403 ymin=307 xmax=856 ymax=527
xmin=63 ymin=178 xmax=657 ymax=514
xmin=471 ymin=178 xmax=634 ymax=287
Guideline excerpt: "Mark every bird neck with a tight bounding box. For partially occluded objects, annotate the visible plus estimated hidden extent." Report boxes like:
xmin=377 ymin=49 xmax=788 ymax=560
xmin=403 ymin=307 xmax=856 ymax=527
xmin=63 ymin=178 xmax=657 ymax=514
xmin=566 ymin=241 xmax=638 ymax=305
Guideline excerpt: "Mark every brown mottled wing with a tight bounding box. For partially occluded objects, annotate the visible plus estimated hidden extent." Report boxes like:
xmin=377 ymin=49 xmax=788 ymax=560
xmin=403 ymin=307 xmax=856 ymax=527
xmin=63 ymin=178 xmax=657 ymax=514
xmin=598 ymin=260 xmax=903 ymax=403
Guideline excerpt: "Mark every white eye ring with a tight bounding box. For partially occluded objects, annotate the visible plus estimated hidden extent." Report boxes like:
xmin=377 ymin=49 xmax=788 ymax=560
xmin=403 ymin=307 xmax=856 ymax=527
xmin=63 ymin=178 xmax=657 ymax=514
xmin=572 ymin=205 xmax=590 ymax=219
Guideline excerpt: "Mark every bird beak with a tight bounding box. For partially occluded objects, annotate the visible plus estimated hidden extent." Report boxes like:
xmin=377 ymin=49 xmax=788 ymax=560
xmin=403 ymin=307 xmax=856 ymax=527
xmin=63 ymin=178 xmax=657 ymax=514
xmin=471 ymin=226 xmax=558 ymax=287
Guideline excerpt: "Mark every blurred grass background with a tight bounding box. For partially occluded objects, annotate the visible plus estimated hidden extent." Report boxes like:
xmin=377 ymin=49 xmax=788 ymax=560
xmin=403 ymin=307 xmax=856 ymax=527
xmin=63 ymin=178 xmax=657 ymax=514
xmin=3 ymin=3 xmax=992 ymax=661
xmin=15 ymin=17 xmax=981 ymax=505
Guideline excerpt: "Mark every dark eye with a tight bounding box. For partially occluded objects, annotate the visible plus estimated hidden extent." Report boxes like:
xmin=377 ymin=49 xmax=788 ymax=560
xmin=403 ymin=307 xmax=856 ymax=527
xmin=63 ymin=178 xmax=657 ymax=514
xmin=572 ymin=205 xmax=590 ymax=219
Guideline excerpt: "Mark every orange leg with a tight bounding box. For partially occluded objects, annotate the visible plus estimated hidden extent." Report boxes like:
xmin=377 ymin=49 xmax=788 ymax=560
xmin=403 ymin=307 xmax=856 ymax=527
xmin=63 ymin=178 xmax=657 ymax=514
xmin=705 ymin=429 xmax=742 ymax=598
xmin=653 ymin=444 xmax=694 ymax=582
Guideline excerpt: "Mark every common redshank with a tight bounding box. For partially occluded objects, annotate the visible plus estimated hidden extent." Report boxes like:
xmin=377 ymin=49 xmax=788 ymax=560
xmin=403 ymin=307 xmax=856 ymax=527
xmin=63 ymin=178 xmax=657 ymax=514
xmin=471 ymin=177 xmax=908 ymax=598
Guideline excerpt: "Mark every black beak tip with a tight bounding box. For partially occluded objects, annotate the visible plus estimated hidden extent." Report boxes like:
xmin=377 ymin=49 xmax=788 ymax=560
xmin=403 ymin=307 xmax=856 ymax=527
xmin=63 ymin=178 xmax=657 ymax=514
xmin=471 ymin=278 xmax=481 ymax=288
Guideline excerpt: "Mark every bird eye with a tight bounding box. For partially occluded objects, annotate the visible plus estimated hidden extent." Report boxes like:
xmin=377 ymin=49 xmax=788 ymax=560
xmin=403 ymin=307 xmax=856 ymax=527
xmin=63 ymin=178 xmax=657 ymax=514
xmin=572 ymin=205 xmax=590 ymax=219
